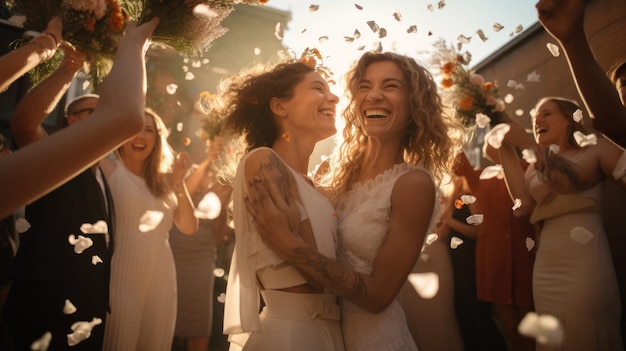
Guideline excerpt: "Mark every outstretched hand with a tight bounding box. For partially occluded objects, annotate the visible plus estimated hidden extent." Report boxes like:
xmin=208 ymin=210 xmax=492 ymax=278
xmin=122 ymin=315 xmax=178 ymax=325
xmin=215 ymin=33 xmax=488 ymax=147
xmin=536 ymin=0 xmax=587 ymax=43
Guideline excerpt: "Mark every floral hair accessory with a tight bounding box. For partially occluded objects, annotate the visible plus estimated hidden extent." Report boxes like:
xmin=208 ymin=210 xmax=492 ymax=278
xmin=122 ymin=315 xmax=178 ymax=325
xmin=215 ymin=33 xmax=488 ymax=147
xmin=431 ymin=40 xmax=505 ymax=128
xmin=299 ymin=47 xmax=335 ymax=84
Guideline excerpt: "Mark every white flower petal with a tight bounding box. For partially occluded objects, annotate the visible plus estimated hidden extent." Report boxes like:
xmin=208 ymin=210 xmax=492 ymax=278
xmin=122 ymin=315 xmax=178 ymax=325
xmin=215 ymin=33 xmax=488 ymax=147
xmin=492 ymin=22 xmax=504 ymax=32
xmin=518 ymin=312 xmax=563 ymax=346
xmin=63 ymin=299 xmax=77 ymax=314
xmin=515 ymin=109 xmax=525 ymax=116
xmin=425 ymin=233 xmax=438 ymax=245
xmin=512 ymin=198 xmax=522 ymax=211
xmin=527 ymin=71 xmax=541 ymax=82
xmin=450 ymin=236 xmax=464 ymax=249
xmin=546 ymin=42 xmax=560 ymax=57
xmin=195 ymin=192 xmax=222 ymax=220
xmin=274 ymin=22 xmax=284 ymax=40
xmin=67 ymin=318 xmax=102 ymax=346
xmin=507 ymin=80 xmax=518 ymax=88
xmin=525 ymin=237 xmax=535 ymax=251
xmin=466 ymin=214 xmax=484 ymax=225
xmin=139 ymin=211 xmax=164 ymax=232
xmin=460 ymin=194 xmax=476 ymax=204
xmin=484 ymin=123 xmax=511 ymax=149
xmin=573 ymin=109 xmax=583 ymax=123
xmin=30 ymin=331 xmax=52 ymax=351
xmin=213 ymin=268 xmax=225 ymax=278
xmin=457 ymin=34 xmax=471 ymax=44
xmin=504 ymin=93 xmax=514 ymax=104
xmin=477 ymin=29 xmax=488 ymax=42
xmin=479 ymin=165 xmax=503 ymax=180
xmin=166 ymin=84 xmax=178 ymax=95
xmin=407 ymin=272 xmax=439 ymax=299
xmin=217 ymin=293 xmax=226 ymax=303
xmin=68 ymin=234 xmax=93 ymax=254
xmin=573 ymin=131 xmax=597 ymax=147
xmin=92 ymin=255 xmax=103 ymax=265
xmin=475 ymin=113 xmax=491 ymax=128
xmin=192 ymin=4 xmax=218 ymax=18
xmin=80 ymin=220 xmax=108 ymax=234
xmin=185 ymin=72 xmax=195 ymax=81
xmin=549 ymin=144 xmax=560 ymax=154
xmin=15 ymin=217 xmax=31 ymax=233
xmin=570 ymin=226 xmax=594 ymax=244
xmin=522 ymin=148 xmax=537 ymax=164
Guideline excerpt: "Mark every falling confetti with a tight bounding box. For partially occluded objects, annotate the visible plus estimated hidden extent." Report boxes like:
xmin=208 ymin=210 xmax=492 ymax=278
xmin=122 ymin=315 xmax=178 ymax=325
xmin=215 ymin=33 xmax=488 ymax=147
xmin=191 ymin=60 xmax=202 ymax=68
xmin=493 ymin=22 xmax=504 ymax=32
xmin=195 ymin=192 xmax=222 ymax=220
xmin=366 ymin=20 xmax=379 ymax=33
xmin=378 ymin=28 xmax=387 ymax=39
xmin=507 ymin=80 xmax=518 ymax=88
xmin=546 ymin=42 xmax=560 ymax=57
xmin=515 ymin=109 xmax=525 ymax=116
xmin=176 ymin=122 xmax=184 ymax=132
xmin=67 ymin=318 xmax=102 ymax=346
xmin=457 ymin=34 xmax=471 ymax=44
xmin=525 ymin=237 xmax=535 ymax=251
xmin=344 ymin=36 xmax=355 ymax=43
xmin=15 ymin=217 xmax=30 ymax=233
xmin=31 ymin=332 xmax=52 ymax=351
xmin=454 ymin=199 xmax=464 ymax=209
xmin=80 ymin=220 xmax=108 ymax=234
xmin=484 ymin=123 xmax=511 ymax=149
xmin=512 ymin=198 xmax=522 ymax=211
xmin=475 ymin=113 xmax=491 ymax=128
xmin=573 ymin=109 xmax=583 ymax=122
xmin=393 ymin=10 xmax=402 ymax=21
xmin=214 ymin=268 xmax=225 ymax=277
xmin=139 ymin=210 xmax=165 ymax=232
xmin=309 ymin=4 xmax=319 ymax=12
xmin=92 ymin=255 xmax=103 ymax=265
xmin=82 ymin=80 xmax=91 ymax=90
xmin=274 ymin=22 xmax=284 ymax=40
xmin=427 ymin=4 xmax=434 ymax=12
xmin=63 ymin=299 xmax=77 ymax=314
xmin=450 ymin=236 xmax=464 ymax=249
xmin=570 ymin=226 xmax=594 ymax=244
xmin=504 ymin=93 xmax=514 ymax=104
xmin=185 ymin=72 xmax=195 ymax=81
xmin=425 ymin=233 xmax=438 ymax=245
xmin=573 ymin=132 xmax=598 ymax=147
xmin=217 ymin=293 xmax=226 ymax=303
xmin=407 ymin=25 xmax=417 ymax=34
xmin=193 ymin=4 xmax=218 ymax=18
xmin=549 ymin=144 xmax=560 ymax=154
xmin=437 ymin=0 xmax=446 ymax=9
xmin=518 ymin=312 xmax=563 ymax=346
xmin=408 ymin=272 xmax=439 ymax=299
xmin=68 ymin=234 xmax=93 ymax=254
xmin=514 ymin=24 xmax=524 ymax=33
xmin=460 ymin=194 xmax=476 ymax=204
xmin=353 ymin=29 xmax=361 ymax=39
xmin=479 ymin=165 xmax=504 ymax=180
xmin=477 ymin=29 xmax=488 ymax=42
xmin=522 ymin=148 xmax=537 ymax=164
xmin=318 ymin=36 xmax=329 ymax=43
xmin=354 ymin=3 xmax=363 ymax=10
xmin=372 ymin=41 xmax=383 ymax=53
xmin=466 ymin=214 xmax=484 ymax=225
xmin=527 ymin=71 xmax=541 ymax=82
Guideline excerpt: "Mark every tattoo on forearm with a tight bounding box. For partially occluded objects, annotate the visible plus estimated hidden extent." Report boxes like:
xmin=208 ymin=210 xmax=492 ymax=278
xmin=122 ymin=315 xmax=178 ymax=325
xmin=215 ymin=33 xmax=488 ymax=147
xmin=292 ymin=246 xmax=368 ymax=300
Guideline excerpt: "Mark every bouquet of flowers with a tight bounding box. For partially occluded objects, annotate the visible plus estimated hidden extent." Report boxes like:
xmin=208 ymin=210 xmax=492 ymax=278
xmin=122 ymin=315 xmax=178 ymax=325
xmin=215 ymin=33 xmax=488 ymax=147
xmin=431 ymin=40 xmax=505 ymax=128
xmin=11 ymin=0 xmax=129 ymax=87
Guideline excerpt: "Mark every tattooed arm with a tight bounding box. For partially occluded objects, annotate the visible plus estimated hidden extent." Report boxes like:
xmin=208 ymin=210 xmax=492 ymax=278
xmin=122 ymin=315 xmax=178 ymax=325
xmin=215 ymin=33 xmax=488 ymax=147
xmin=247 ymin=168 xmax=433 ymax=312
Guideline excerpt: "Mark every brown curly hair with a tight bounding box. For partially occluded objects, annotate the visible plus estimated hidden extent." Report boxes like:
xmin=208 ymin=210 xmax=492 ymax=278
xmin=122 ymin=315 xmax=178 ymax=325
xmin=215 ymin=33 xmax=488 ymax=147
xmin=532 ymin=96 xmax=589 ymax=148
xmin=326 ymin=52 xmax=463 ymax=200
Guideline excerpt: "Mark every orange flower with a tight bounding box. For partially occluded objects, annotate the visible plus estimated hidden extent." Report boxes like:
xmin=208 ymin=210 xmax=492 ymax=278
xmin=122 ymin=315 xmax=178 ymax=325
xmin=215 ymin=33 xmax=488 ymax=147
xmin=107 ymin=0 xmax=127 ymax=32
xmin=459 ymin=96 xmax=474 ymax=111
xmin=441 ymin=62 xmax=456 ymax=77
xmin=441 ymin=77 xmax=454 ymax=89
xmin=482 ymin=82 xmax=495 ymax=91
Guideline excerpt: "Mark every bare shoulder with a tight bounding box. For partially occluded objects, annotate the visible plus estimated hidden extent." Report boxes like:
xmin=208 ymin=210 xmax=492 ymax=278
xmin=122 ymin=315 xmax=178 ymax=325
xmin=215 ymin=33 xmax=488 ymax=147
xmin=394 ymin=169 xmax=435 ymax=193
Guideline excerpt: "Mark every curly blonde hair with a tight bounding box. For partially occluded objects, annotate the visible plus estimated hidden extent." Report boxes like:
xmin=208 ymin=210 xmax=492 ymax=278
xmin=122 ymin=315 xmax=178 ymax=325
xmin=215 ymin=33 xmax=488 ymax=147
xmin=326 ymin=52 xmax=463 ymax=200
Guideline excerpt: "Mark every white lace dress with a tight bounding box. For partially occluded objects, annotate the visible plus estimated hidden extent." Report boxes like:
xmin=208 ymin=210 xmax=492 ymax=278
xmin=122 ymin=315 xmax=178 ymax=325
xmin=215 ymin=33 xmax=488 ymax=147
xmin=337 ymin=163 xmax=430 ymax=351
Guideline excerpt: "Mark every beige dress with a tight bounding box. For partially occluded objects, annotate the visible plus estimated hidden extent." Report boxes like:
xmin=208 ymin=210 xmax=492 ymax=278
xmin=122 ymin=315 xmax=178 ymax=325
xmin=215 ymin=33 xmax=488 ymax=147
xmin=530 ymin=175 xmax=623 ymax=350
xmin=224 ymin=147 xmax=344 ymax=351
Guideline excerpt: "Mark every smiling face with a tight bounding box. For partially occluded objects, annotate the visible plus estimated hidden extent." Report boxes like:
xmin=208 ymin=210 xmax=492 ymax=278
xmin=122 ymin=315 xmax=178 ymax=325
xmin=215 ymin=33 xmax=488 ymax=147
xmin=354 ymin=61 xmax=410 ymax=140
xmin=533 ymin=100 xmax=573 ymax=147
xmin=276 ymin=71 xmax=338 ymax=142
xmin=121 ymin=114 xmax=158 ymax=164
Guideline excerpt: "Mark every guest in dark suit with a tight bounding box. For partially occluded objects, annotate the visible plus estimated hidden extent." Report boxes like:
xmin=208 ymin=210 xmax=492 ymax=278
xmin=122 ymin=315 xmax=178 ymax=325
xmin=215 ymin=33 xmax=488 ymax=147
xmin=3 ymin=42 xmax=115 ymax=350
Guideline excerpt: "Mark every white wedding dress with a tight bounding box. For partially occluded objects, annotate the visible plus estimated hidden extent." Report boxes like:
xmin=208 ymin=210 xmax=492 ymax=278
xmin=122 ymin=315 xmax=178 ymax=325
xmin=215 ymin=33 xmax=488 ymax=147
xmin=336 ymin=163 xmax=434 ymax=351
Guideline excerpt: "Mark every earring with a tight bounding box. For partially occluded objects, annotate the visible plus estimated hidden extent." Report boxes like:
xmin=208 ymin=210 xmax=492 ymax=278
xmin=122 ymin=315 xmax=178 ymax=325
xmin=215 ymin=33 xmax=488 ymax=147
xmin=281 ymin=132 xmax=291 ymax=142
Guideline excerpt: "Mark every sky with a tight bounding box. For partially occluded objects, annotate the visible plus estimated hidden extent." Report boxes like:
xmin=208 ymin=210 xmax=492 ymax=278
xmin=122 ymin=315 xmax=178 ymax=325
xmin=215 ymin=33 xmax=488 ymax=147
xmin=263 ymin=0 xmax=539 ymax=76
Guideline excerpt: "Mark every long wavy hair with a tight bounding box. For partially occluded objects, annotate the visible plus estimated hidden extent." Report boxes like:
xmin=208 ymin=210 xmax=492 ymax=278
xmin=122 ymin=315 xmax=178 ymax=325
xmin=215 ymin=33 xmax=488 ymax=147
xmin=115 ymin=108 xmax=175 ymax=198
xmin=532 ymin=96 xmax=588 ymax=148
xmin=326 ymin=52 xmax=463 ymax=200
xmin=218 ymin=58 xmax=316 ymax=182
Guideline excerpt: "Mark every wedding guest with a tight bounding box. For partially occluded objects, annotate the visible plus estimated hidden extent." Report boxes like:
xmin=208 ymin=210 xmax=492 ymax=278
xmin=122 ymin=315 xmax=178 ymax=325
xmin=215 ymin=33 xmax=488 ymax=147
xmin=535 ymin=0 xmax=626 ymax=149
xmin=0 ymin=19 xmax=158 ymax=220
xmin=453 ymin=144 xmax=536 ymax=351
xmin=101 ymin=108 xmax=197 ymax=351
xmin=3 ymin=42 xmax=115 ymax=350
xmin=498 ymin=96 xmax=625 ymax=350
xmin=220 ymin=57 xmax=344 ymax=351
xmin=437 ymin=175 xmax=508 ymax=351
xmin=171 ymin=137 xmax=232 ymax=351
xmin=245 ymin=51 xmax=462 ymax=351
